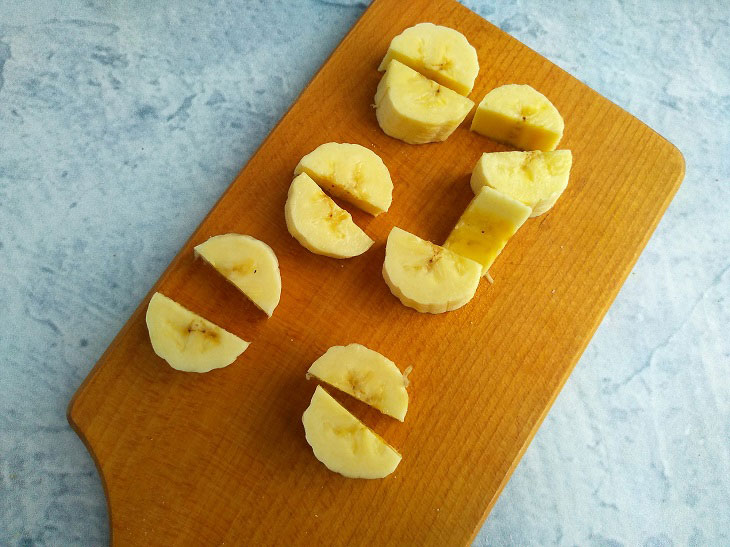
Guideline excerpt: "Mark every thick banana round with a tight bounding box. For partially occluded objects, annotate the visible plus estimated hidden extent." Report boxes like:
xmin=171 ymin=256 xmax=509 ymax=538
xmin=146 ymin=292 xmax=249 ymax=373
xmin=382 ymin=226 xmax=481 ymax=314
xmin=302 ymin=386 xmax=401 ymax=479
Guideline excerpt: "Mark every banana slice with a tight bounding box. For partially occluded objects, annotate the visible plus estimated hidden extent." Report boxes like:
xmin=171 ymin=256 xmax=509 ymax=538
xmin=302 ymin=385 xmax=401 ymax=479
xmin=375 ymin=59 xmax=474 ymax=145
xmin=378 ymin=22 xmax=479 ymax=96
xmin=471 ymin=84 xmax=564 ymax=151
xmin=382 ymin=226 xmax=481 ymax=314
xmin=285 ymin=173 xmax=374 ymax=259
xmin=307 ymin=344 xmax=409 ymax=422
xmin=445 ymin=186 xmax=531 ymax=276
xmin=194 ymin=234 xmax=281 ymax=317
xmin=145 ymin=292 xmax=249 ymax=373
xmin=470 ymin=150 xmax=573 ymax=217
xmin=294 ymin=142 xmax=393 ymax=216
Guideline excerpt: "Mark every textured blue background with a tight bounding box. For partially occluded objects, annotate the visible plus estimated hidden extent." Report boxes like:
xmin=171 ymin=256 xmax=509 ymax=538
xmin=1 ymin=1 xmax=728 ymax=545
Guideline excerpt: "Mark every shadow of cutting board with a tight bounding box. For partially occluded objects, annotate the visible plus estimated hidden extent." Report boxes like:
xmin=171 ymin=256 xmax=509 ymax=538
xmin=68 ymin=0 xmax=684 ymax=544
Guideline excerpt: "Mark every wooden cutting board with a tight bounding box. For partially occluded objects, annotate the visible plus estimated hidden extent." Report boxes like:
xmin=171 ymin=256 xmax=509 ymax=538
xmin=68 ymin=0 xmax=684 ymax=544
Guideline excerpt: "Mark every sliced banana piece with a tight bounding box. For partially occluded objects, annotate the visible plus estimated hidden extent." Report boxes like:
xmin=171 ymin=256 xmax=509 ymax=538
xmin=445 ymin=186 xmax=531 ymax=276
xmin=471 ymin=84 xmax=564 ymax=151
xmin=194 ymin=234 xmax=281 ymax=317
xmin=382 ymin=226 xmax=481 ymax=314
xmin=471 ymin=150 xmax=573 ymax=217
xmin=375 ymin=59 xmax=474 ymax=145
xmin=285 ymin=172 xmax=374 ymax=259
xmin=145 ymin=292 xmax=249 ymax=373
xmin=294 ymin=142 xmax=393 ymax=216
xmin=378 ymin=22 xmax=479 ymax=96
xmin=302 ymin=385 xmax=401 ymax=479
xmin=307 ymin=344 xmax=409 ymax=422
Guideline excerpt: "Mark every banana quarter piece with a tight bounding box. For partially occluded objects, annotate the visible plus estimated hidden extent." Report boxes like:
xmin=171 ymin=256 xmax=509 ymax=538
xmin=307 ymin=344 xmax=409 ymax=422
xmin=445 ymin=186 xmax=531 ymax=276
xmin=285 ymin=172 xmax=374 ymax=259
xmin=302 ymin=386 xmax=402 ymax=479
xmin=471 ymin=84 xmax=564 ymax=151
xmin=294 ymin=142 xmax=393 ymax=216
xmin=378 ymin=22 xmax=479 ymax=96
xmin=383 ymin=226 xmax=482 ymax=314
xmin=145 ymin=292 xmax=249 ymax=373
xmin=471 ymin=150 xmax=573 ymax=217
xmin=194 ymin=234 xmax=281 ymax=317
xmin=375 ymin=60 xmax=474 ymax=145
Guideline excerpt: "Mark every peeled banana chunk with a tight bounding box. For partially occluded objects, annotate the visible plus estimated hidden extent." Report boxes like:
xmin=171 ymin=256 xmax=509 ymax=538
xmin=382 ymin=226 xmax=482 ymax=314
xmin=375 ymin=60 xmax=474 ymax=145
xmin=285 ymin=172 xmax=374 ymax=259
xmin=302 ymin=386 xmax=402 ymax=479
xmin=194 ymin=233 xmax=281 ymax=317
xmin=307 ymin=343 xmax=409 ymax=421
xmin=294 ymin=142 xmax=393 ymax=216
xmin=471 ymin=84 xmax=564 ymax=151
xmin=378 ymin=22 xmax=479 ymax=96
xmin=145 ymin=292 xmax=249 ymax=373
xmin=470 ymin=150 xmax=573 ymax=217
xmin=444 ymin=186 xmax=531 ymax=276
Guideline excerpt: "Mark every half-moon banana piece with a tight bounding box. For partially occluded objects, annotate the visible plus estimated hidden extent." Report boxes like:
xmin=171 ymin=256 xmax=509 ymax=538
xmin=146 ymin=292 xmax=249 ymax=373
xmin=302 ymin=385 xmax=401 ymax=479
xmin=194 ymin=234 xmax=281 ymax=317
xmin=307 ymin=344 xmax=409 ymax=421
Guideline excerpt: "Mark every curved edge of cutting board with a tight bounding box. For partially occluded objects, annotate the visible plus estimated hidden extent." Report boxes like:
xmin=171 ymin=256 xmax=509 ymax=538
xmin=62 ymin=1 xmax=380 ymax=538
xmin=66 ymin=301 xmax=155 ymax=546
xmin=68 ymin=393 xmax=114 ymax=545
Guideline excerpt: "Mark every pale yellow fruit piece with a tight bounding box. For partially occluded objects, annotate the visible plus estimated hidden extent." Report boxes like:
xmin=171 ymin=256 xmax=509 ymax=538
xmin=471 ymin=150 xmax=573 ymax=217
xmin=302 ymin=386 xmax=401 ymax=479
xmin=378 ymin=22 xmax=479 ymax=96
xmin=382 ymin=226 xmax=481 ymax=314
xmin=145 ymin=292 xmax=249 ymax=373
xmin=285 ymin=173 xmax=373 ymax=259
xmin=471 ymin=84 xmax=564 ymax=151
xmin=194 ymin=234 xmax=281 ymax=317
xmin=294 ymin=142 xmax=392 ymax=216
xmin=445 ymin=186 xmax=531 ymax=276
xmin=374 ymin=60 xmax=474 ymax=145
xmin=307 ymin=344 xmax=409 ymax=422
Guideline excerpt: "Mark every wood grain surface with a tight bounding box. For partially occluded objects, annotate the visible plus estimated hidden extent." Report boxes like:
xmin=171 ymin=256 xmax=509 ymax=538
xmin=68 ymin=0 xmax=685 ymax=544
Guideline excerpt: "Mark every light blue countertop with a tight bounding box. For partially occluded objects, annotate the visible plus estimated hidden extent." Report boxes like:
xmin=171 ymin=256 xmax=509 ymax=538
xmin=1 ymin=1 xmax=728 ymax=545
